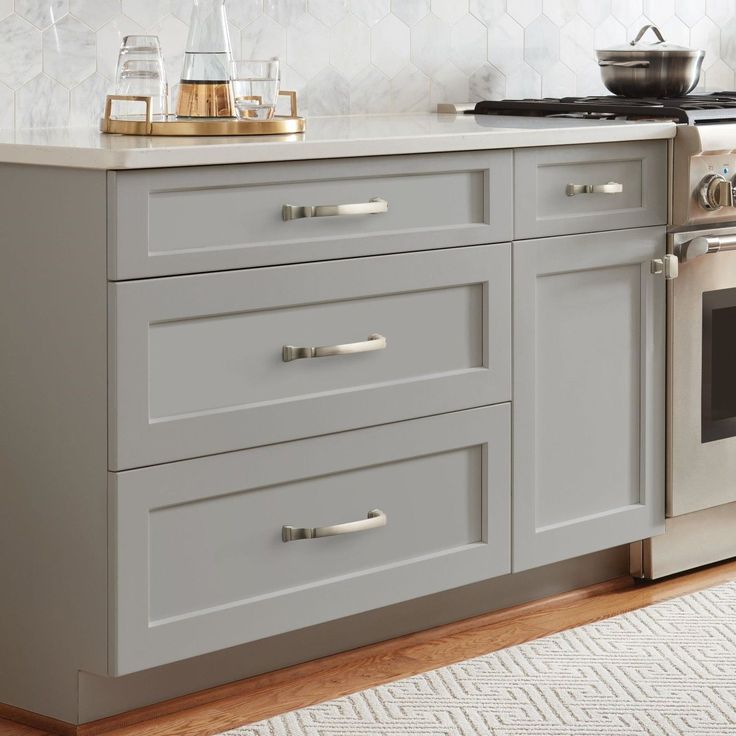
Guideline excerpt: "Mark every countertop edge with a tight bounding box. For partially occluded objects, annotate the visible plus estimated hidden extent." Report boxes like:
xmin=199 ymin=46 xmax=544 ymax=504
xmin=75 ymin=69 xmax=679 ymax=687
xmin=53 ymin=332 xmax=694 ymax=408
xmin=0 ymin=120 xmax=677 ymax=170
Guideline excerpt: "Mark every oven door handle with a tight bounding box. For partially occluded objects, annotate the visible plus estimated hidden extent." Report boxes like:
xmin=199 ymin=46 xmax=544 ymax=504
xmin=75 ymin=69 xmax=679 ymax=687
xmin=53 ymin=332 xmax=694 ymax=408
xmin=676 ymin=234 xmax=736 ymax=262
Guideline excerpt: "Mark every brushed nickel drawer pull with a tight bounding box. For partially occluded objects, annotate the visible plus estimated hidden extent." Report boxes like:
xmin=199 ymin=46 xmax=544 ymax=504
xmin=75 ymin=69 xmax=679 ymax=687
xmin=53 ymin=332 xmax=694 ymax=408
xmin=282 ymin=508 xmax=387 ymax=542
xmin=566 ymin=181 xmax=623 ymax=196
xmin=282 ymin=333 xmax=387 ymax=362
xmin=282 ymin=197 xmax=388 ymax=220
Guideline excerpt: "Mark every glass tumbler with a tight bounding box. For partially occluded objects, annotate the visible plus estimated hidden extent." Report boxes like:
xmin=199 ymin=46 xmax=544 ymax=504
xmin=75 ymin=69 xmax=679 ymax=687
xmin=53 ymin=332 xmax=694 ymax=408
xmin=231 ymin=60 xmax=280 ymax=121
xmin=114 ymin=36 xmax=169 ymax=119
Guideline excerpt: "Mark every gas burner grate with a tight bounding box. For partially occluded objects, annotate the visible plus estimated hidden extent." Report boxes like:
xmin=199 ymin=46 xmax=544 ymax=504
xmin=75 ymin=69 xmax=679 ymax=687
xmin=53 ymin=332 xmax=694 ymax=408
xmin=473 ymin=93 xmax=736 ymax=124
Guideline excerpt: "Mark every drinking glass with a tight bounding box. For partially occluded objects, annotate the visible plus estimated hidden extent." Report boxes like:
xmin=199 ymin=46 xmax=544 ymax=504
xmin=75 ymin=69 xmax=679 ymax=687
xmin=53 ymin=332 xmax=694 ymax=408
xmin=114 ymin=36 xmax=169 ymax=119
xmin=231 ymin=60 xmax=280 ymax=121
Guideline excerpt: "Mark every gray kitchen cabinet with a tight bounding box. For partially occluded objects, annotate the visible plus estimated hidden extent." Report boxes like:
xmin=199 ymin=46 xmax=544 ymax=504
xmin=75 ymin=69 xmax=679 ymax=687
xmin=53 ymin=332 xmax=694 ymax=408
xmin=512 ymin=226 xmax=666 ymax=571
xmin=110 ymin=405 xmax=511 ymax=674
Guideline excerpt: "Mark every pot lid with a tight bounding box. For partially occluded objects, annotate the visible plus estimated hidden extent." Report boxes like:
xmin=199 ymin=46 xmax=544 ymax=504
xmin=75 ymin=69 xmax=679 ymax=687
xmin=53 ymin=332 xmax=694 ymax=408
xmin=597 ymin=24 xmax=703 ymax=54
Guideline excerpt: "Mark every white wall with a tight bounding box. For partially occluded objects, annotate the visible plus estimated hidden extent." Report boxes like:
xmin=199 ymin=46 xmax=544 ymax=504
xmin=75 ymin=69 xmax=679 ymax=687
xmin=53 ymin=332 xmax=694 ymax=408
xmin=0 ymin=0 xmax=734 ymax=128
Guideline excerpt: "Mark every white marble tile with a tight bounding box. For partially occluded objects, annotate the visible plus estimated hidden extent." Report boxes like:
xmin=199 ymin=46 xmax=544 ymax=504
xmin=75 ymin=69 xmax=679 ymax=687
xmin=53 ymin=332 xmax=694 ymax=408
xmin=468 ymin=61 xmax=504 ymax=99
xmin=242 ymin=14 xmax=286 ymax=60
xmin=308 ymin=0 xmax=347 ymax=25
xmin=96 ymin=14 xmax=145 ymax=81
xmin=411 ymin=12 xmax=451 ymax=75
xmin=330 ymin=14 xmax=370 ymax=78
xmin=391 ymin=0 xmax=429 ymax=26
xmin=431 ymin=0 xmax=467 ymax=24
xmin=702 ymin=56 xmax=735 ymax=87
xmin=229 ymin=20 xmax=242 ymax=57
xmin=542 ymin=0 xmax=576 ymax=26
xmin=305 ymin=65 xmax=349 ymax=113
xmin=594 ymin=15 xmax=626 ymax=48
xmin=451 ymin=13 xmax=486 ymax=74
xmin=69 ymin=0 xmax=119 ymax=31
xmin=279 ymin=62 xmax=308 ymax=109
xmin=349 ymin=0 xmax=389 ymax=26
xmin=69 ymin=71 xmax=110 ymax=125
xmin=577 ymin=0 xmax=612 ymax=27
xmin=16 ymin=73 xmax=70 ymax=127
xmin=15 ymin=0 xmax=68 ymax=30
xmin=487 ymin=13 xmax=524 ymax=74
xmin=371 ymin=14 xmax=410 ymax=76
xmin=430 ymin=61 xmax=468 ymax=104
xmin=642 ymin=0 xmax=675 ymax=24
xmin=149 ymin=14 xmax=187 ymax=93
xmin=575 ymin=58 xmax=608 ymax=95
xmin=505 ymin=61 xmax=541 ymax=96
xmin=560 ymin=15 xmax=594 ymax=70
xmin=43 ymin=14 xmax=95 ymax=86
xmin=720 ymin=16 xmax=736 ymax=69
xmin=0 ymin=16 xmax=43 ymax=89
xmin=286 ymin=12 xmax=330 ymax=77
xmin=507 ymin=0 xmax=541 ymax=26
xmin=0 ymin=82 xmax=14 ymax=128
xmin=706 ymin=0 xmax=734 ymax=24
xmin=121 ymin=0 xmax=170 ymax=28
xmin=170 ymin=0 xmax=194 ymax=22
xmin=390 ymin=63 xmax=430 ymax=111
xmin=1 ymin=0 xmax=736 ymax=129
xmin=611 ymin=0 xmax=642 ymax=26
xmin=350 ymin=65 xmax=391 ymax=112
xmin=264 ymin=0 xmax=306 ymax=26
xmin=658 ymin=14 xmax=690 ymax=45
xmin=523 ymin=14 xmax=559 ymax=73
xmin=690 ymin=16 xmax=720 ymax=68
xmin=675 ymin=0 xmax=705 ymax=26
xmin=228 ymin=0 xmax=264 ymax=27
xmin=541 ymin=59 xmax=575 ymax=96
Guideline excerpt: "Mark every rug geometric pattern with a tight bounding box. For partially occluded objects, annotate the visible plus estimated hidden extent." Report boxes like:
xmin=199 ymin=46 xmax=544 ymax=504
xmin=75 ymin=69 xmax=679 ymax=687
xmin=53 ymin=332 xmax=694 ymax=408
xmin=224 ymin=581 xmax=736 ymax=735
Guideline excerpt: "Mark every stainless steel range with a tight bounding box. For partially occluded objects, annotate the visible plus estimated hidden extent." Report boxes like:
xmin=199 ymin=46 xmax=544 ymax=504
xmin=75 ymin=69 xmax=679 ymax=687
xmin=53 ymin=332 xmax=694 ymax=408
xmin=465 ymin=95 xmax=736 ymax=578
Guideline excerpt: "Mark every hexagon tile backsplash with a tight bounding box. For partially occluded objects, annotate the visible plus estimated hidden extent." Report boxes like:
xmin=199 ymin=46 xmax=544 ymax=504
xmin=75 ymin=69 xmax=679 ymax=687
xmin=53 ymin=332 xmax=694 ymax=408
xmin=1 ymin=0 xmax=736 ymax=129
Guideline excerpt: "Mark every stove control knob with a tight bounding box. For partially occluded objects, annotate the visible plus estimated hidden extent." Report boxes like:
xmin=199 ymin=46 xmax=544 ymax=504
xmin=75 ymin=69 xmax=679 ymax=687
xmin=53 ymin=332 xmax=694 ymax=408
xmin=699 ymin=174 xmax=734 ymax=211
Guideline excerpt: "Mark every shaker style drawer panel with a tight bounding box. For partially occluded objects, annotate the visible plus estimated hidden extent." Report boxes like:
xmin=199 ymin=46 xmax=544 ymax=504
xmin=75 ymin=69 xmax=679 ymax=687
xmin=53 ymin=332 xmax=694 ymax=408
xmin=109 ymin=245 xmax=511 ymax=470
xmin=109 ymin=151 xmax=513 ymax=279
xmin=109 ymin=405 xmax=511 ymax=675
xmin=514 ymin=141 xmax=667 ymax=239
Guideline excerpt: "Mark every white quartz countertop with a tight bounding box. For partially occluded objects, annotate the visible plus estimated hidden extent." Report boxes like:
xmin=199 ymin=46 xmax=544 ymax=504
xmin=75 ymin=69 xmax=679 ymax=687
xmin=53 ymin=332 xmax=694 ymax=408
xmin=0 ymin=112 xmax=677 ymax=170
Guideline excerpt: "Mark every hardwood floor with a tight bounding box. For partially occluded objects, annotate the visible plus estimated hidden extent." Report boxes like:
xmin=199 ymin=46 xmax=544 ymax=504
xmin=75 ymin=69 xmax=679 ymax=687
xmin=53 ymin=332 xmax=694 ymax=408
xmin=3 ymin=558 xmax=736 ymax=736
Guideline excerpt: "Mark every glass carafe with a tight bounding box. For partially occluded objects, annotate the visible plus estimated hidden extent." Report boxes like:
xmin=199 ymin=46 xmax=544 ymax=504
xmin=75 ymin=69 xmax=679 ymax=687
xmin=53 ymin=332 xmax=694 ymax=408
xmin=176 ymin=0 xmax=234 ymax=117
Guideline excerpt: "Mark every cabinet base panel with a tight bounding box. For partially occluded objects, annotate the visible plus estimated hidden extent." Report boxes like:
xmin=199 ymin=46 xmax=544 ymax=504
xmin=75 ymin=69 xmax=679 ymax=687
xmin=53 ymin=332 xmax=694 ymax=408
xmin=5 ymin=558 xmax=736 ymax=736
xmin=2 ymin=546 xmax=631 ymax=733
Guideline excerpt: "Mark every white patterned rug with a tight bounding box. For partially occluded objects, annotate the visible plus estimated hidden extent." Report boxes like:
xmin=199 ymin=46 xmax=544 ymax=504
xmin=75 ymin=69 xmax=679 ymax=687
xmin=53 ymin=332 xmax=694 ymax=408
xmin=224 ymin=581 xmax=736 ymax=735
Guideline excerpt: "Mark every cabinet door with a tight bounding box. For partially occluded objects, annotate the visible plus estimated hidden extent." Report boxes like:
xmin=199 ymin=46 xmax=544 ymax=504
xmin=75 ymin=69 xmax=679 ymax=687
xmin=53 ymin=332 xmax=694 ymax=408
xmin=513 ymin=226 xmax=666 ymax=571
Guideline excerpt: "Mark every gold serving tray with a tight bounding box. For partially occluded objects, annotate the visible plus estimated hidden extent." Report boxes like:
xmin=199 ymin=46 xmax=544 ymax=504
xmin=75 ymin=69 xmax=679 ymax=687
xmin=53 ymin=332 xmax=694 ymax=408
xmin=100 ymin=91 xmax=305 ymax=136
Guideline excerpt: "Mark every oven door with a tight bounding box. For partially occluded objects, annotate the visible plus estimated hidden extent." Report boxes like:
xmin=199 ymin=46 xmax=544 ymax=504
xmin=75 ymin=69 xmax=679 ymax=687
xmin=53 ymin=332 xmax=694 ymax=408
xmin=670 ymin=227 xmax=736 ymax=517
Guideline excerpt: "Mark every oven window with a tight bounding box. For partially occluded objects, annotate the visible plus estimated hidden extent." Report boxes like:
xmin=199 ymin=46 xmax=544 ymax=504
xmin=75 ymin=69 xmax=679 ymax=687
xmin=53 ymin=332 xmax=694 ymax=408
xmin=703 ymin=288 xmax=736 ymax=443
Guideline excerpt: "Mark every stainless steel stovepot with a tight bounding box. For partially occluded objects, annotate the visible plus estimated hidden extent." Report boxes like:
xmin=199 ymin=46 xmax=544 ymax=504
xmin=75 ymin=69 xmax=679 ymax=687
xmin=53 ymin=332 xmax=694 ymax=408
xmin=597 ymin=25 xmax=705 ymax=98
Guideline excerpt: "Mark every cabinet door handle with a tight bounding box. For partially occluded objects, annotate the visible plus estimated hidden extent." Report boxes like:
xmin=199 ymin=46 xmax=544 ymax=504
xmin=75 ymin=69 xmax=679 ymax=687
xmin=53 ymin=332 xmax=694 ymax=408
xmin=282 ymin=197 xmax=388 ymax=220
xmin=566 ymin=181 xmax=623 ymax=196
xmin=282 ymin=333 xmax=386 ymax=362
xmin=282 ymin=509 xmax=387 ymax=542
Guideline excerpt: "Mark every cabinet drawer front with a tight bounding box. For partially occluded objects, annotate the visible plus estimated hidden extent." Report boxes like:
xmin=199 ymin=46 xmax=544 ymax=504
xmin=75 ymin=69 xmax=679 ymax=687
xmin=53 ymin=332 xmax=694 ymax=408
xmin=109 ymin=406 xmax=511 ymax=675
xmin=109 ymin=151 xmax=513 ymax=279
xmin=514 ymin=141 xmax=667 ymax=239
xmin=110 ymin=245 xmax=511 ymax=470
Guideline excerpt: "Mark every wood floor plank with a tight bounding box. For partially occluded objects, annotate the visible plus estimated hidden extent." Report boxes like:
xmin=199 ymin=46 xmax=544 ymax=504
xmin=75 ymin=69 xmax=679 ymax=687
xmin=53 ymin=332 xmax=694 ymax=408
xmin=4 ymin=559 xmax=736 ymax=736
xmin=85 ymin=559 xmax=736 ymax=736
